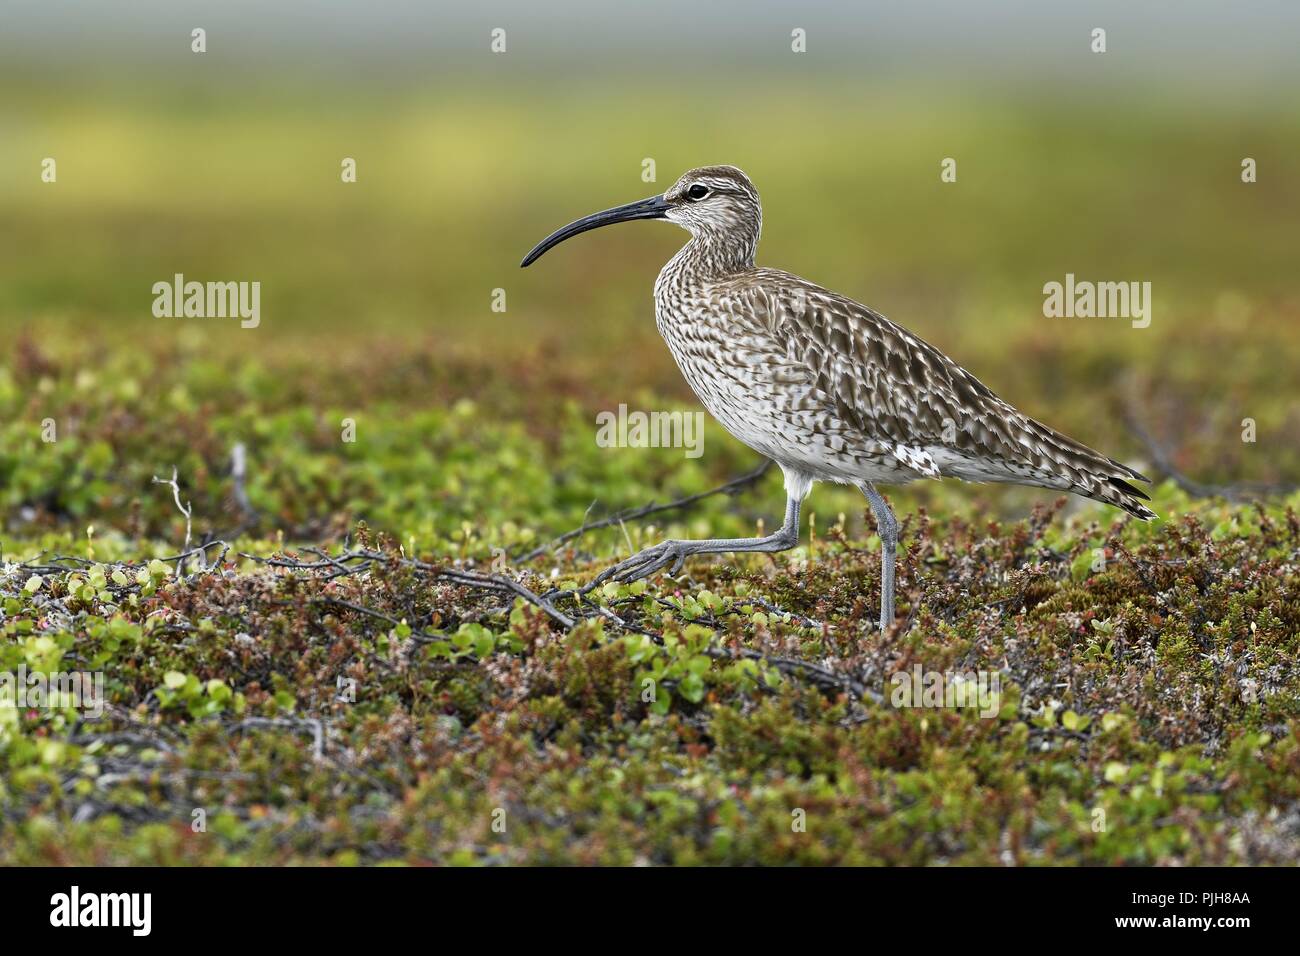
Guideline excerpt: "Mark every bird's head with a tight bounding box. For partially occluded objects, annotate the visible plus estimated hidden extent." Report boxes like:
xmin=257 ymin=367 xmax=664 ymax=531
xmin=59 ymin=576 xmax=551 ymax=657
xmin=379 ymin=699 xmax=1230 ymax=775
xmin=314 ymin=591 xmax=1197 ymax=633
xmin=521 ymin=165 xmax=761 ymax=269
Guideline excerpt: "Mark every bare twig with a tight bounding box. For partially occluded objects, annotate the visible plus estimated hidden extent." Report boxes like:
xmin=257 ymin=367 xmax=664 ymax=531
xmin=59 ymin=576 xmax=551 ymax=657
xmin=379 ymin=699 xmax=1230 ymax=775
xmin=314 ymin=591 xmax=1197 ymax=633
xmin=239 ymin=547 xmax=575 ymax=629
xmin=155 ymin=539 xmax=229 ymax=569
xmin=746 ymin=597 xmax=824 ymax=630
xmin=705 ymin=645 xmax=879 ymax=703
xmin=514 ymin=459 xmax=773 ymax=562
xmin=1124 ymin=414 xmax=1297 ymax=503
xmin=152 ymin=466 xmax=195 ymax=574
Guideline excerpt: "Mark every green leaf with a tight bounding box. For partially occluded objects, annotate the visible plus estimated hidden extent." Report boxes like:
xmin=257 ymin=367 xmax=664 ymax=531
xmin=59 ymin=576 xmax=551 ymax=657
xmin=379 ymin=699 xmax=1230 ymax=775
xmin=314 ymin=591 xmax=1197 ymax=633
xmin=1101 ymin=712 xmax=1126 ymax=732
xmin=678 ymin=672 xmax=706 ymax=703
xmin=685 ymin=655 xmax=712 ymax=676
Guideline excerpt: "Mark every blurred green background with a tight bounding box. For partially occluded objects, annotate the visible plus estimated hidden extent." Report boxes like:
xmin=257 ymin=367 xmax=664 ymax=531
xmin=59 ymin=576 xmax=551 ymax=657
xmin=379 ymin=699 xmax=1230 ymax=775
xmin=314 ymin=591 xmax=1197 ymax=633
xmin=2 ymin=1 xmax=1298 ymax=555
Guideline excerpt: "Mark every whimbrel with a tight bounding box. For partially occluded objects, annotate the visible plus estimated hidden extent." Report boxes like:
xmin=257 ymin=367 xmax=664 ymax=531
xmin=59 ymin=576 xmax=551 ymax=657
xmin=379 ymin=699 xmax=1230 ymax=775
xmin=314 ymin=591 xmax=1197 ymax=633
xmin=522 ymin=166 xmax=1154 ymax=630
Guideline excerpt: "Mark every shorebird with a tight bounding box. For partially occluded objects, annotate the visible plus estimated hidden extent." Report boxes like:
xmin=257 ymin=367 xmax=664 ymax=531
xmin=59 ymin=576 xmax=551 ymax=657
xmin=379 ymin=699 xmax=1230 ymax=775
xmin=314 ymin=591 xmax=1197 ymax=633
xmin=522 ymin=165 xmax=1154 ymax=630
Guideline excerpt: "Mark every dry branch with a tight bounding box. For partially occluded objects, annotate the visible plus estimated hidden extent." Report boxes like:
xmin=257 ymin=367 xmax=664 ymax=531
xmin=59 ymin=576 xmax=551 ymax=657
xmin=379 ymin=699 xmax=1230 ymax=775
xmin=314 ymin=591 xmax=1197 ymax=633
xmin=1124 ymin=414 xmax=1298 ymax=503
xmin=152 ymin=466 xmax=195 ymax=573
xmin=514 ymin=458 xmax=773 ymax=562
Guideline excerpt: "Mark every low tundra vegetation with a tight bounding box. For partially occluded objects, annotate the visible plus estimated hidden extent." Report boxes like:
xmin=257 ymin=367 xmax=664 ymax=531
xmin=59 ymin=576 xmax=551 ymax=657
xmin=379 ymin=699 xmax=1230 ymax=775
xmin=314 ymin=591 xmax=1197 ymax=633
xmin=1 ymin=339 xmax=1298 ymax=864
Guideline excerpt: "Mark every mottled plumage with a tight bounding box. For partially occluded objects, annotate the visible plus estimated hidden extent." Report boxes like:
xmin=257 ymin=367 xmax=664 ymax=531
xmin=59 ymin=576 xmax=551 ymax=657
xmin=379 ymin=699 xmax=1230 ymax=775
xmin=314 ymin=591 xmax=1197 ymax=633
xmin=523 ymin=165 xmax=1154 ymax=629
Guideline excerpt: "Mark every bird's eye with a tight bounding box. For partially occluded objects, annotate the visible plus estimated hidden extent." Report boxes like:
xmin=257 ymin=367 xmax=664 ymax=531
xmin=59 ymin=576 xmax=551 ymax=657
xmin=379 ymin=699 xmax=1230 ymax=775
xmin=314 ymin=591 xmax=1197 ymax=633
xmin=686 ymin=184 xmax=710 ymax=201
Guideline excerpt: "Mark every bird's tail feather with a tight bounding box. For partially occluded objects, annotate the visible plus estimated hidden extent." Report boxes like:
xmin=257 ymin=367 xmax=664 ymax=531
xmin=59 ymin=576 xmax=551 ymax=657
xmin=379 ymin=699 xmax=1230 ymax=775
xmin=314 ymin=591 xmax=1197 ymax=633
xmin=1082 ymin=473 xmax=1157 ymax=520
xmin=938 ymin=417 xmax=1157 ymax=519
xmin=1024 ymin=419 xmax=1157 ymax=520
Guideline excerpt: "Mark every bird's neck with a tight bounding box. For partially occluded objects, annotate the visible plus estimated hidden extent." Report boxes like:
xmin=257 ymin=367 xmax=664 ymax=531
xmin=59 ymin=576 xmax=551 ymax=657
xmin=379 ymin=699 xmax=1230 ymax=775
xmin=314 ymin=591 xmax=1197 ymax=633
xmin=672 ymin=231 xmax=757 ymax=280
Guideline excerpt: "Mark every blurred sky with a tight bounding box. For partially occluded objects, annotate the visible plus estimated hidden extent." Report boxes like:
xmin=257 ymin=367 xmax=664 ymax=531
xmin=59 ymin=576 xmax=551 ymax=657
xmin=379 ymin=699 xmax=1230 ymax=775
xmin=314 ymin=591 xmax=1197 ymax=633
xmin=3 ymin=0 xmax=1299 ymax=92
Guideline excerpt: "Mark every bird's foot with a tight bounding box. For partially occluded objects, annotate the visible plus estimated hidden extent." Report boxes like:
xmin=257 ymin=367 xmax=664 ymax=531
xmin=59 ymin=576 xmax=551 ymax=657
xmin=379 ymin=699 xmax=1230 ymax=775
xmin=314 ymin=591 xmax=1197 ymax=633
xmin=592 ymin=540 xmax=693 ymax=586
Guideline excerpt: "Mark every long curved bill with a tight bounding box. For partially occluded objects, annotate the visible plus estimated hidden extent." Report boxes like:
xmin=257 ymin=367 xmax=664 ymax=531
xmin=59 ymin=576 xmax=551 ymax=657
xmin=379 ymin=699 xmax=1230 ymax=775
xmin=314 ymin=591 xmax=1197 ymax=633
xmin=520 ymin=194 xmax=670 ymax=267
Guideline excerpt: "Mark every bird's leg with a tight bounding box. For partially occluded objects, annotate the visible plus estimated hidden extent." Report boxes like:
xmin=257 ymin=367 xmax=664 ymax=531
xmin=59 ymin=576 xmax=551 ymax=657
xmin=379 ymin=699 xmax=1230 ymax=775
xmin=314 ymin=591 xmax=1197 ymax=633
xmin=862 ymin=483 xmax=899 ymax=631
xmin=592 ymin=495 xmax=802 ymax=586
